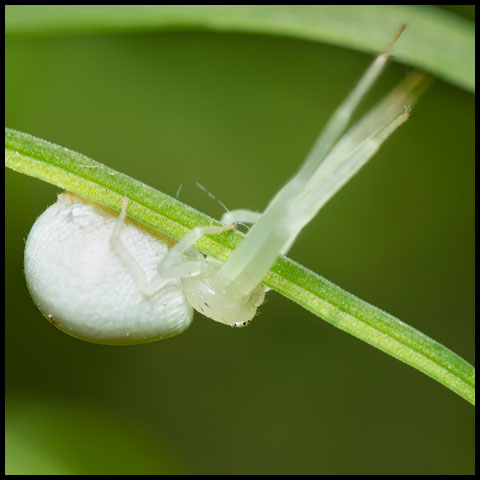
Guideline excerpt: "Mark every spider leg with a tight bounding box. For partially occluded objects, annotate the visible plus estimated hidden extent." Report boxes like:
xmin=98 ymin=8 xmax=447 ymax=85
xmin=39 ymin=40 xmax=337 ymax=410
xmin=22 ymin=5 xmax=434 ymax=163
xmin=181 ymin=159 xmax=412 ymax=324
xmin=110 ymin=195 xmax=150 ymax=292
xmin=217 ymin=70 xmax=429 ymax=296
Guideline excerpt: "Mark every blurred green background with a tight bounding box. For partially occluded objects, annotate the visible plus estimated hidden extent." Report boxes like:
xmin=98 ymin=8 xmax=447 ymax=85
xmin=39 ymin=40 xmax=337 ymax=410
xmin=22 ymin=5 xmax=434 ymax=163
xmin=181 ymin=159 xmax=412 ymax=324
xmin=5 ymin=6 xmax=474 ymax=475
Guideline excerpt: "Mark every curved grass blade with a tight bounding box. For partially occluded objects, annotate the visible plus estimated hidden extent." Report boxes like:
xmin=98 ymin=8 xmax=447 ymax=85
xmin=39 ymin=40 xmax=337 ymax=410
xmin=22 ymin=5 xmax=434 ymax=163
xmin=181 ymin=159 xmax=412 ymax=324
xmin=4 ymin=5 xmax=475 ymax=92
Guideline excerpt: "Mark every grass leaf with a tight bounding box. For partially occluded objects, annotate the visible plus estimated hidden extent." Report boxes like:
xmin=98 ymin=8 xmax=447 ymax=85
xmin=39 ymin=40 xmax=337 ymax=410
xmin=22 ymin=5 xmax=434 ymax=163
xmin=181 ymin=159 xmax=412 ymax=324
xmin=5 ymin=5 xmax=475 ymax=92
xmin=5 ymin=127 xmax=475 ymax=405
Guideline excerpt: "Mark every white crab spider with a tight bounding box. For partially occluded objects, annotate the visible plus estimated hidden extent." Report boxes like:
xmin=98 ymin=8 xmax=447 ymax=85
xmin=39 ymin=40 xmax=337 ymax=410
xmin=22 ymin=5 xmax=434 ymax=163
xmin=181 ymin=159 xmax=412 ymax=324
xmin=24 ymin=26 xmax=427 ymax=345
xmin=24 ymin=192 xmax=265 ymax=344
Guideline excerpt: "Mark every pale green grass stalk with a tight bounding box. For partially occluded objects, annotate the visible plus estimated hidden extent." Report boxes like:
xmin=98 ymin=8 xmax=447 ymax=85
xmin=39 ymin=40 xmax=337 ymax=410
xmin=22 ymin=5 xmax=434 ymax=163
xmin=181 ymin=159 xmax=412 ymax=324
xmin=5 ymin=127 xmax=475 ymax=405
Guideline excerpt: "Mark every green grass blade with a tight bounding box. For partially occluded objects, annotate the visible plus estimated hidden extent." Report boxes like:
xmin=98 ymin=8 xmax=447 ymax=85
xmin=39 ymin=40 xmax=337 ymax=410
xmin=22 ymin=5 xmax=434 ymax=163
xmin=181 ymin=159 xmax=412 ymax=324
xmin=5 ymin=127 xmax=475 ymax=405
xmin=5 ymin=5 xmax=474 ymax=92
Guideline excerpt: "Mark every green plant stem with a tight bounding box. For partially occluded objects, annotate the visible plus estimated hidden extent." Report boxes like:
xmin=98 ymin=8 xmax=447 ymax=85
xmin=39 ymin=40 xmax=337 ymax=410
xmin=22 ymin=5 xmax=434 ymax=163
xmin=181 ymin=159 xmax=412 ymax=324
xmin=5 ymin=127 xmax=475 ymax=405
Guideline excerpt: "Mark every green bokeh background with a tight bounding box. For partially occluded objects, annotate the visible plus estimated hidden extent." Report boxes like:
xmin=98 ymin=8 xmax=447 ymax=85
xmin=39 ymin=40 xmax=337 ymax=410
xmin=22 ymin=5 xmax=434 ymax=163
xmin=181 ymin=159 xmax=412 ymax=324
xmin=5 ymin=10 xmax=474 ymax=476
